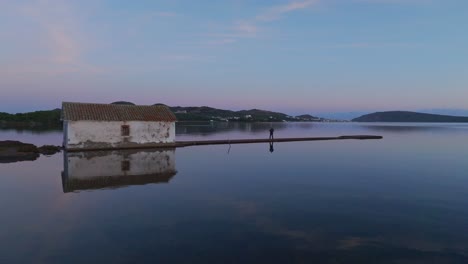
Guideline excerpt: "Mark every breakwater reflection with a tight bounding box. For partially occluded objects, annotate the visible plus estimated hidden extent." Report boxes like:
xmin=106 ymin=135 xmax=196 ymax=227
xmin=61 ymin=149 xmax=177 ymax=192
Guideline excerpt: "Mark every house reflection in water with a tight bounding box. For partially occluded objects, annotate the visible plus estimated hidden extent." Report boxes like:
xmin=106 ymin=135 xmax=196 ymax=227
xmin=61 ymin=148 xmax=177 ymax=193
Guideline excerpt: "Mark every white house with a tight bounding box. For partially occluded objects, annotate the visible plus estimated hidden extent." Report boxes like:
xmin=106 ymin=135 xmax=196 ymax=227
xmin=62 ymin=102 xmax=177 ymax=150
xmin=62 ymin=149 xmax=177 ymax=192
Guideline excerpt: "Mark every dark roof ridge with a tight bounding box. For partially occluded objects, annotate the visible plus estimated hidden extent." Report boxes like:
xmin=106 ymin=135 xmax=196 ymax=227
xmin=62 ymin=101 xmax=158 ymax=107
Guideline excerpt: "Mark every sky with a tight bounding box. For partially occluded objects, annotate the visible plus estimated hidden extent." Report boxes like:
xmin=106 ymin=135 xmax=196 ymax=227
xmin=1 ymin=0 xmax=467 ymax=116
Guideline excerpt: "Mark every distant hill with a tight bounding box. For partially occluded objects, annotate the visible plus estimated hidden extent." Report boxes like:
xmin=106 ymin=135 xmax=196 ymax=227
xmin=0 ymin=109 xmax=61 ymax=128
xmin=296 ymin=114 xmax=324 ymax=121
xmin=167 ymin=106 xmax=336 ymax=122
xmin=420 ymin=108 xmax=468 ymax=117
xmin=111 ymin=101 xmax=136 ymax=105
xmin=0 ymin=103 xmax=332 ymax=127
xmin=353 ymin=111 xmax=468 ymax=123
xmin=169 ymin=106 xmax=294 ymax=122
xmin=315 ymin=111 xmax=369 ymax=121
xmin=237 ymin=109 xmax=289 ymax=121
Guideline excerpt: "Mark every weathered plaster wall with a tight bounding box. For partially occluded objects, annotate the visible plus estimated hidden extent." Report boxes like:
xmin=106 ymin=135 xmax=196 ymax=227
xmin=63 ymin=120 xmax=68 ymax=147
xmin=65 ymin=149 xmax=176 ymax=179
xmin=65 ymin=121 xmax=175 ymax=149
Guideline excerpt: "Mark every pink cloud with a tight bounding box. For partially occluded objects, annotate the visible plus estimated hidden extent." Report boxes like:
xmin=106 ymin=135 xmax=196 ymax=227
xmin=256 ymin=0 xmax=320 ymax=21
xmin=0 ymin=0 xmax=100 ymax=76
xmin=209 ymin=1 xmax=320 ymax=46
xmin=353 ymin=0 xmax=433 ymax=4
xmin=234 ymin=21 xmax=258 ymax=35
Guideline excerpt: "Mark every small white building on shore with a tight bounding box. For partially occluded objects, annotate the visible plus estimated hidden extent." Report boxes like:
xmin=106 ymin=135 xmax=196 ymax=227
xmin=61 ymin=102 xmax=177 ymax=150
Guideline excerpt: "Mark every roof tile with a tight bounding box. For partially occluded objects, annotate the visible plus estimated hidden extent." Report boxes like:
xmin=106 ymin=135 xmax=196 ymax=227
xmin=62 ymin=102 xmax=177 ymax=122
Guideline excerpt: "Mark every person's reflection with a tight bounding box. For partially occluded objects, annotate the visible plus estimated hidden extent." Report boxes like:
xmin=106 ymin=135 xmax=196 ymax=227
xmin=269 ymin=142 xmax=274 ymax=153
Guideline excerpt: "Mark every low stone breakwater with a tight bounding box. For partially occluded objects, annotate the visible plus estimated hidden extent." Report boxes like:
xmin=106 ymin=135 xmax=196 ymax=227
xmin=0 ymin=140 xmax=62 ymax=163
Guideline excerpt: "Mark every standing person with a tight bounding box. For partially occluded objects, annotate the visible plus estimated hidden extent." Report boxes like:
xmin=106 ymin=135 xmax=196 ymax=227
xmin=269 ymin=127 xmax=274 ymax=140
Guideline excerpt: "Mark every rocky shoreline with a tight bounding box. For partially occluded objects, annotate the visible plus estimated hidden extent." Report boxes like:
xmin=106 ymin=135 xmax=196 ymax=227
xmin=0 ymin=141 xmax=62 ymax=163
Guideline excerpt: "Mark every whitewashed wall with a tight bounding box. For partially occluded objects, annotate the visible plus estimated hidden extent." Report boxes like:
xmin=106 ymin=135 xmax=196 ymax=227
xmin=64 ymin=121 xmax=175 ymax=149
xmin=65 ymin=149 xmax=176 ymax=178
xmin=62 ymin=149 xmax=177 ymax=192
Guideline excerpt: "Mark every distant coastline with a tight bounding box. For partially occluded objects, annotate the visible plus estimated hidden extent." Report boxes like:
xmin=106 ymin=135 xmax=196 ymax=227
xmin=2 ymin=102 xmax=468 ymax=129
xmin=0 ymin=101 xmax=342 ymax=129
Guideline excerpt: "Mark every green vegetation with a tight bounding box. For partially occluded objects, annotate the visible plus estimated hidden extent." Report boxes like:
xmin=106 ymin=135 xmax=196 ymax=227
xmin=0 ymin=109 xmax=61 ymax=128
xmin=353 ymin=111 xmax=468 ymax=122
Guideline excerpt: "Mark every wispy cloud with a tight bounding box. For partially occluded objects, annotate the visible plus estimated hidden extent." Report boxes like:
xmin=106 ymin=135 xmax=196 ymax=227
xmin=353 ymin=0 xmax=433 ymax=4
xmin=210 ymin=0 xmax=320 ymax=45
xmin=2 ymin=0 xmax=100 ymax=76
xmin=256 ymin=0 xmax=320 ymax=21
xmin=47 ymin=25 xmax=80 ymax=64
xmin=234 ymin=21 xmax=258 ymax=35
xmin=330 ymin=42 xmax=421 ymax=48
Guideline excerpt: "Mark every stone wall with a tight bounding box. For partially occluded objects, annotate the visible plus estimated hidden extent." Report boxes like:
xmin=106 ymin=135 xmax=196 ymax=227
xmin=64 ymin=121 xmax=175 ymax=150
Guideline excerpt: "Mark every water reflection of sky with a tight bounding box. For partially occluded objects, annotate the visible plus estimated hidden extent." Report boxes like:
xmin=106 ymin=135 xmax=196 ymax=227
xmin=2 ymin=122 xmax=468 ymax=144
xmin=176 ymin=122 xmax=468 ymax=140
xmin=1 ymin=123 xmax=468 ymax=263
xmin=0 ymin=128 xmax=62 ymax=146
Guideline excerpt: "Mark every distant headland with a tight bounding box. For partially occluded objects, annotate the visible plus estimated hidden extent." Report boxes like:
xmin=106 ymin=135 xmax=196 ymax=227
xmin=352 ymin=111 xmax=468 ymax=123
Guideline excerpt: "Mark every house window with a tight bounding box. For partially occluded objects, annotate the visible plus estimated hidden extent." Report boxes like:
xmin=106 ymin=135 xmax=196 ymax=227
xmin=121 ymin=160 xmax=130 ymax=171
xmin=121 ymin=125 xmax=130 ymax=136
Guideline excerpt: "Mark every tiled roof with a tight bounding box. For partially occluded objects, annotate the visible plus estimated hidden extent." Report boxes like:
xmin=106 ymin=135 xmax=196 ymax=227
xmin=62 ymin=102 xmax=177 ymax=122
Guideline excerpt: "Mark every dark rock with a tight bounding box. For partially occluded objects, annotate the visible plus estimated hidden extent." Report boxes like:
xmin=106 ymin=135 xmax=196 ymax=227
xmin=0 ymin=140 xmax=30 ymax=148
xmin=17 ymin=144 xmax=39 ymax=153
xmin=38 ymin=145 xmax=62 ymax=155
xmin=0 ymin=141 xmax=40 ymax=163
xmin=0 ymin=140 xmax=61 ymax=163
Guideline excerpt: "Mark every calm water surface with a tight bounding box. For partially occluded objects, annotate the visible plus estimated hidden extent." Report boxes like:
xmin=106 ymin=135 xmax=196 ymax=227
xmin=1 ymin=122 xmax=468 ymax=263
